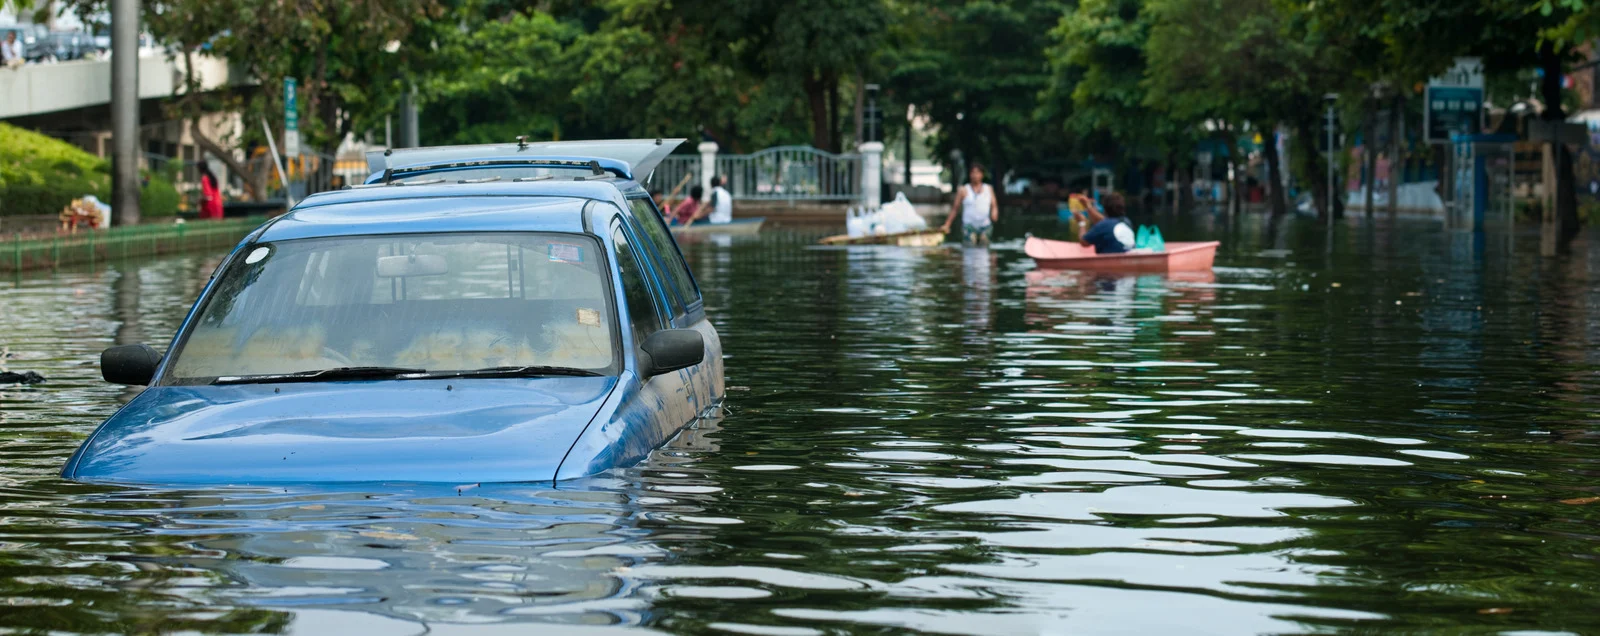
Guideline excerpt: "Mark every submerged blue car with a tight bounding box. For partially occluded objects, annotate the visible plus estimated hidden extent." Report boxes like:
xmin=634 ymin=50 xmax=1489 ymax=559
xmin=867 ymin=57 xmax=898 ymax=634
xmin=63 ymin=139 xmax=724 ymax=484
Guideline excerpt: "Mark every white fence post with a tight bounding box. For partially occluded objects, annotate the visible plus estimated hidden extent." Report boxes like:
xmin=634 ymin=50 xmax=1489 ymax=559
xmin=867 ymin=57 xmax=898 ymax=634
xmin=859 ymin=141 xmax=884 ymax=208
xmin=698 ymin=141 xmax=719 ymax=195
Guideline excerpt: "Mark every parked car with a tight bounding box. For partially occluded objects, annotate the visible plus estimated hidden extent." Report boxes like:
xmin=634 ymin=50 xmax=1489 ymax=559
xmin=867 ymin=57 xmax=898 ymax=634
xmin=63 ymin=139 xmax=725 ymax=484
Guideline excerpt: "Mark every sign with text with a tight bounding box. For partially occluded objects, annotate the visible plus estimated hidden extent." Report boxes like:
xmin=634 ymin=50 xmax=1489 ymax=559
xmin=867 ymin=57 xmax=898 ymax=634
xmin=284 ymin=77 xmax=300 ymax=158
xmin=1425 ymin=58 xmax=1484 ymax=143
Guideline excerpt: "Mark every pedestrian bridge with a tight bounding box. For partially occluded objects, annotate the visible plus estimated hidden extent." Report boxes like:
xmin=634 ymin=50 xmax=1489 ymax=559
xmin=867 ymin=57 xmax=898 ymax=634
xmin=0 ymin=53 xmax=232 ymax=121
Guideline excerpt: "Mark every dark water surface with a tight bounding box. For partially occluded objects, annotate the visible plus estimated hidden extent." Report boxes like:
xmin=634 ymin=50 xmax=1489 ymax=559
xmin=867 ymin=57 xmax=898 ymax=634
xmin=1 ymin=211 xmax=1597 ymax=634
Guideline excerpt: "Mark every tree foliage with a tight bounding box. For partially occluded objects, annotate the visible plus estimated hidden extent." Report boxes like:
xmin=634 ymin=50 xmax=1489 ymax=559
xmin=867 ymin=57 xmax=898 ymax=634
xmin=886 ymin=0 xmax=1068 ymax=178
xmin=65 ymin=0 xmax=443 ymax=161
xmin=49 ymin=0 xmax=1596 ymax=234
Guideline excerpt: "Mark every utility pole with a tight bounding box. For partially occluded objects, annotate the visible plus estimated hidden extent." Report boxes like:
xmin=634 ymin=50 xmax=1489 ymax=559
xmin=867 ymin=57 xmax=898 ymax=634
xmin=110 ymin=0 xmax=140 ymax=226
xmin=397 ymin=84 xmax=419 ymax=149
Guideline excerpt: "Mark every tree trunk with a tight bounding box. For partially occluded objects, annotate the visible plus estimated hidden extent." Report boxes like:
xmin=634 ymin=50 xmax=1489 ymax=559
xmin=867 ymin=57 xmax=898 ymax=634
xmin=1220 ymin=125 xmax=1238 ymax=214
xmin=1178 ymin=160 xmax=1195 ymax=211
xmin=1263 ymin=128 xmax=1288 ymax=216
xmin=827 ymin=71 xmax=841 ymax=154
xmin=1540 ymin=45 xmax=1581 ymax=246
xmin=852 ymin=70 xmax=865 ymax=151
xmin=1230 ymin=129 xmax=1247 ymax=215
xmin=1295 ymin=117 xmax=1329 ymax=220
xmin=1363 ymin=105 xmax=1376 ymax=216
xmin=1387 ymin=94 xmax=1402 ymax=215
xmin=190 ymin=120 xmax=260 ymax=201
xmin=803 ymin=71 xmax=830 ymax=152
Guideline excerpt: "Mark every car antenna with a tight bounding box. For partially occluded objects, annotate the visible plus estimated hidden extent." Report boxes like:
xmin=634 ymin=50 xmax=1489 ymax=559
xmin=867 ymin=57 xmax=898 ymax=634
xmin=516 ymin=136 xmax=529 ymax=151
xmin=655 ymin=138 xmax=662 ymax=145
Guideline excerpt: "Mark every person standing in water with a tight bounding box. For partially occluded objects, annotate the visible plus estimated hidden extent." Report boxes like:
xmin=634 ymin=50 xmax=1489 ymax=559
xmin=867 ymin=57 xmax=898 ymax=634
xmin=940 ymin=163 xmax=999 ymax=245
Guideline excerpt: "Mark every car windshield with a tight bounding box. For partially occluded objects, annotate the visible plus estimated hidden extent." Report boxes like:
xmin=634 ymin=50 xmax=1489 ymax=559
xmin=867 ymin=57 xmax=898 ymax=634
xmin=165 ymin=232 xmax=618 ymax=384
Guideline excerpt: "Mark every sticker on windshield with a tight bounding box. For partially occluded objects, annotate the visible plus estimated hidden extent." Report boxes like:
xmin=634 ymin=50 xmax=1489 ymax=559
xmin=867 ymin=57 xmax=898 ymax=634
xmin=576 ymin=308 xmax=601 ymax=327
xmin=245 ymin=247 xmax=271 ymax=264
xmin=548 ymin=243 xmax=584 ymax=264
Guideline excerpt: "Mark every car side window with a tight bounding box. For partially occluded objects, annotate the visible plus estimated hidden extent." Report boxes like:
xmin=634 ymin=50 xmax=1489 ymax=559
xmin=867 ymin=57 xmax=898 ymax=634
xmin=627 ymin=197 xmax=702 ymax=312
xmin=612 ymin=225 xmax=662 ymax=349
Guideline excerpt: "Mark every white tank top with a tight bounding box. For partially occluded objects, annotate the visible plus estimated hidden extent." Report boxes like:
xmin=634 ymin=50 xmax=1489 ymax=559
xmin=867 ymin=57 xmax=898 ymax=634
xmin=961 ymin=184 xmax=992 ymax=228
xmin=710 ymin=186 xmax=733 ymax=224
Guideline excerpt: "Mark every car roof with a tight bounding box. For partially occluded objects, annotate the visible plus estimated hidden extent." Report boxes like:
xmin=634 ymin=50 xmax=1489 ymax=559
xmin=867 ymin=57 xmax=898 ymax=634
xmin=368 ymin=138 xmax=685 ymax=182
xmin=257 ymin=179 xmax=646 ymax=243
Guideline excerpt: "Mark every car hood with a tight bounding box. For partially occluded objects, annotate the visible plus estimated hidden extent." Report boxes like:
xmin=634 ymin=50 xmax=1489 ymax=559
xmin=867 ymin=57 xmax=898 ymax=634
xmin=65 ymin=377 xmax=616 ymax=484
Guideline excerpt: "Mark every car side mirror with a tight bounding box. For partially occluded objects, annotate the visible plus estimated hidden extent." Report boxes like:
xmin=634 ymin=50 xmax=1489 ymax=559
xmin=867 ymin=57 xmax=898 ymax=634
xmin=101 ymin=344 xmax=161 ymax=386
xmin=638 ymin=329 xmax=705 ymax=378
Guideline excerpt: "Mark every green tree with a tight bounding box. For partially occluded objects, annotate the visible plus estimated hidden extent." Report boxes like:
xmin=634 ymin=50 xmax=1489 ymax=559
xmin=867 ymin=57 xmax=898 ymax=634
xmin=1301 ymin=0 xmax=1589 ymax=243
xmin=887 ymin=0 xmax=1069 ymax=183
xmin=65 ymin=0 xmax=444 ymax=198
xmin=1043 ymin=0 xmax=1209 ymax=203
xmin=1142 ymin=0 xmax=1356 ymax=216
xmin=609 ymin=0 xmax=889 ymax=153
xmin=415 ymin=2 xmax=813 ymax=152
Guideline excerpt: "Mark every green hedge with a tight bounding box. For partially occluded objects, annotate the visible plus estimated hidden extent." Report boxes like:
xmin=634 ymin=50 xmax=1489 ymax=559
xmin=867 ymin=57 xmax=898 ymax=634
xmin=0 ymin=122 xmax=179 ymax=219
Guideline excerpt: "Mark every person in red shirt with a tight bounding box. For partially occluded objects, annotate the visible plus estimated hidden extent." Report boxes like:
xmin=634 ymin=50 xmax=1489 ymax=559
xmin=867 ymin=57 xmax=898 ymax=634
xmin=198 ymin=164 xmax=224 ymax=220
xmin=670 ymin=186 xmax=704 ymax=225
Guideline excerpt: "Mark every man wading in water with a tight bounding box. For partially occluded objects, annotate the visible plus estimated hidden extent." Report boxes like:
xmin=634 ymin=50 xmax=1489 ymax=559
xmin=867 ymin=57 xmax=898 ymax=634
xmin=940 ymin=163 xmax=999 ymax=246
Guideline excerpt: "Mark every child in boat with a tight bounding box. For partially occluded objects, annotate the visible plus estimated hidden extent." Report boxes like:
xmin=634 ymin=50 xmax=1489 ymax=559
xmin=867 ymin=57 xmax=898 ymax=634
xmin=1067 ymin=186 xmax=1096 ymax=219
xmin=1078 ymin=192 xmax=1135 ymax=254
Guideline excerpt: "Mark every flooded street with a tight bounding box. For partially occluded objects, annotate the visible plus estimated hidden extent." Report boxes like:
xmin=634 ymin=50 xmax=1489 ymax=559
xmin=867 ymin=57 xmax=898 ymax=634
xmin=2 ymin=211 xmax=1599 ymax=634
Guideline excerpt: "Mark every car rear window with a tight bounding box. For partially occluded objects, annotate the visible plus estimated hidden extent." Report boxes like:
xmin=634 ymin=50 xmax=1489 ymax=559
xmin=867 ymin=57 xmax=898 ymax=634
xmin=165 ymin=232 xmax=618 ymax=383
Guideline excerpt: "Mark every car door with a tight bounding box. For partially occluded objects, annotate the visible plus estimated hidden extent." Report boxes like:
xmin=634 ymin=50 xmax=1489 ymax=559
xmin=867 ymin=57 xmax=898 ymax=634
xmin=608 ymin=218 xmax=701 ymax=462
xmin=622 ymin=195 xmax=722 ymax=404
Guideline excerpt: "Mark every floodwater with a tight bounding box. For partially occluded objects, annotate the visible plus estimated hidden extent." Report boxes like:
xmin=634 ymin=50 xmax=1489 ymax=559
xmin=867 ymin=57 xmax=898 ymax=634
xmin=1 ymin=210 xmax=1597 ymax=634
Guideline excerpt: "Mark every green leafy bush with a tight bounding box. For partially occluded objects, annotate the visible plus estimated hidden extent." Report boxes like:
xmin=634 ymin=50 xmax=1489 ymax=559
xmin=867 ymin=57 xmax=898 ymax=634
xmin=141 ymin=173 xmax=180 ymax=218
xmin=0 ymin=122 xmax=111 ymax=218
xmin=1 ymin=123 xmax=184 ymax=219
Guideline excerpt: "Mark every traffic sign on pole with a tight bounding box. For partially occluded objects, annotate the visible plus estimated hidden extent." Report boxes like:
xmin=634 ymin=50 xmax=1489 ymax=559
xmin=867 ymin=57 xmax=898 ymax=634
xmin=1425 ymin=58 xmax=1484 ymax=144
xmin=284 ymin=77 xmax=301 ymax=158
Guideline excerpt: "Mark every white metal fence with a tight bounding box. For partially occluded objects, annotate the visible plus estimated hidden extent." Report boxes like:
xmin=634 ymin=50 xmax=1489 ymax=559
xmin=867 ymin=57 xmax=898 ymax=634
xmin=648 ymin=146 xmax=861 ymax=202
xmin=650 ymin=156 xmax=702 ymax=195
xmin=720 ymin=146 xmax=860 ymax=201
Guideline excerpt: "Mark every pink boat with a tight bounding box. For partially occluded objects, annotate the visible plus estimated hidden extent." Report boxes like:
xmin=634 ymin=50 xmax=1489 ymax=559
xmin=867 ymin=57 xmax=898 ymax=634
xmin=1024 ymin=236 xmax=1220 ymax=272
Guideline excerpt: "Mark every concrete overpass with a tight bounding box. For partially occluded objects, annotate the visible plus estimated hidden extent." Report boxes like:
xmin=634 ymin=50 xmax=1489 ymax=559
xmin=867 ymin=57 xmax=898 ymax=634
xmin=0 ymin=52 xmax=236 ymax=160
xmin=0 ymin=52 xmax=232 ymax=120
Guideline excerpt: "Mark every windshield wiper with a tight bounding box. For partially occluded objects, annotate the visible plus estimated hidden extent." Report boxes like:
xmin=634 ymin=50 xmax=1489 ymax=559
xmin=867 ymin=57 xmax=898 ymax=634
xmin=212 ymin=366 xmax=426 ymax=385
xmin=414 ymin=365 xmax=604 ymax=380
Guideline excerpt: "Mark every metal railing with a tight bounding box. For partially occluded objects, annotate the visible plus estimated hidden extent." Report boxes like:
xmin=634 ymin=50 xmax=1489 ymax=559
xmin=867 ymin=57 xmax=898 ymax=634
xmin=649 ymin=156 xmax=703 ymax=195
xmin=647 ymin=146 xmax=862 ymax=202
xmin=239 ymin=153 xmax=369 ymax=201
xmin=135 ymin=151 xmax=367 ymax=203
xmin=1 ymin=216 xmax=270 ymax=273
xmin=718 ymin=146 xmax=860 ymax=201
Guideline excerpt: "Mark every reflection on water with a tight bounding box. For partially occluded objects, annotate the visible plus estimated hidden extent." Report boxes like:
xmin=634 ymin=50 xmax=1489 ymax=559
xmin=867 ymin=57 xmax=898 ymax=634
xmin=1 ymin=212 xmax=1598 ymax=633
